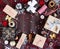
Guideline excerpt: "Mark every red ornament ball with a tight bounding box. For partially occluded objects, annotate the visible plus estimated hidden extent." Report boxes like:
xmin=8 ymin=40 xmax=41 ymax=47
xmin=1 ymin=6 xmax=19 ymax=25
xmin=39 ymin=0 xmax=45 ymax=6
xmin=2 ymin=21 xmax=8 ymax=27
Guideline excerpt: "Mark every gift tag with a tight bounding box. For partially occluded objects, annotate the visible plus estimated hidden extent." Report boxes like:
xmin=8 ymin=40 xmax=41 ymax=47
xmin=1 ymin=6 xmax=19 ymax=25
xmin=38 ymin=5 xmax=47 ymax=14
xmin=16 ymin=33 xmax=27 ymax=49
xmin=44 ymin=15 xmax=60 ymax=34
xmin=3 ymin=5 xmax=18 ymax=19
xmin=33 ymin=34 xmax=46 ymax=48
